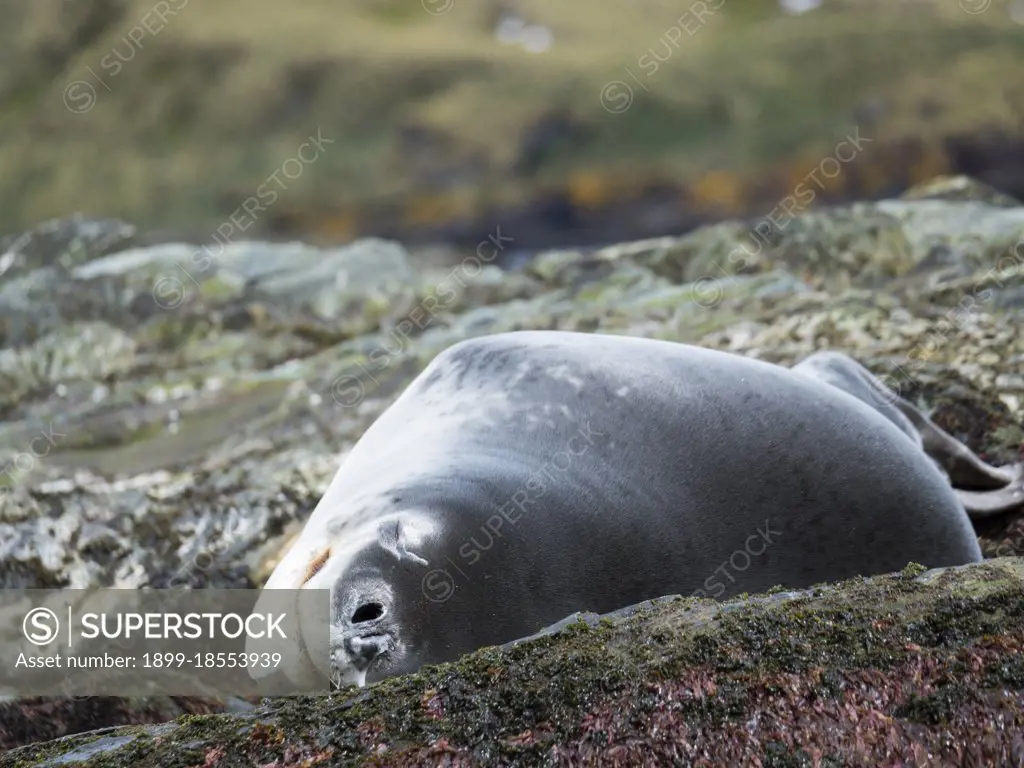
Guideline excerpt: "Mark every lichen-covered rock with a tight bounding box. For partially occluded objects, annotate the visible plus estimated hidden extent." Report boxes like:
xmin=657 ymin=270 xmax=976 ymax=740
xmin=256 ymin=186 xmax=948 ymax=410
xmin=0 ymin=176 xmax=1021 ymax=754
xmin=3 ymin=559 xmax=1023 ymax=767
xmin=900 ymin=174 xmax=1023 ymax=208
xmin=0 ymin=216 xmax=138 ymax=280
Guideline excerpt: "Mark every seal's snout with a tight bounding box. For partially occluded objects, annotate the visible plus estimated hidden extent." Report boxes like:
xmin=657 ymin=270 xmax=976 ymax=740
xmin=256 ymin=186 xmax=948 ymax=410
xmin=328 ymin=594 xmax=397 ymax=687
xmin=344 ymin=601 xmax=392 ymax=670
xmin=345 ymin=634 xmax=392 ymax=669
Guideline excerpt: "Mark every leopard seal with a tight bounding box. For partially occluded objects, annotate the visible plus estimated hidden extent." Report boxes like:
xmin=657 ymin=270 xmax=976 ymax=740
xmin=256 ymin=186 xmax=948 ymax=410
xmin=247 ymin=331 xmax=1023 ymax=689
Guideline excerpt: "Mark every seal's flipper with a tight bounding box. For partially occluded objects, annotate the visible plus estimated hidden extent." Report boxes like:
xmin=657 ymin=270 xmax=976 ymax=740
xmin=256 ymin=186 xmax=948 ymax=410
xmin=953 ymin=463 xmax=1024 ymax=518
xmin=792 ymin=350 xmax=1024 ymax=518
xmin=891 ymin=397 xmax=1017 ymax=490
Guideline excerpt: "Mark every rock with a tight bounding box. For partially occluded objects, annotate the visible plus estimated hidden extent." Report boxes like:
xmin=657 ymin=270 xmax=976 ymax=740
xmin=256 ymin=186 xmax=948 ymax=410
xmin=0 ymin=696 xmax=254 ymax=753
xmin=901 ymin=174 xmax=1023 ymax=208
xmin=3 ymin=559 xmax=1023 ymax=766
xmin=0 ymin=176 xmax=1022 ymax=753
xmin=0 ymin=215 xmax=137 ymax=281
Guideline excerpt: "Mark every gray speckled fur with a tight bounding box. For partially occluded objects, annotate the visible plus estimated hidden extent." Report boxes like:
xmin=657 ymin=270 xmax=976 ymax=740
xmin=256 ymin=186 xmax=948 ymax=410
xmin=256 ymin=331 xmax=1006 ymax=686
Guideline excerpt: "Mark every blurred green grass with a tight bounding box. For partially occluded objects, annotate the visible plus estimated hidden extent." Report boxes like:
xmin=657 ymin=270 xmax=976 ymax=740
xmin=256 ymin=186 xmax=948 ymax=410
xmin=1 ymin=0 xmax=1023 ymax=238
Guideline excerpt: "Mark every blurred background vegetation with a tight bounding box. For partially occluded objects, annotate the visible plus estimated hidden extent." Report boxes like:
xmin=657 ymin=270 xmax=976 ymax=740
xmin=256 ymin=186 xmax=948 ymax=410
xmin=3 ymin=0 xmax=1024 ymax=252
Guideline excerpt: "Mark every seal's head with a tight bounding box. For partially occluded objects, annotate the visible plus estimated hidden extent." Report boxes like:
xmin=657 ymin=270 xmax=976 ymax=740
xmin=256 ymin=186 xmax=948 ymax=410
xmin=312 ymin=515 xmax=434 ymax=687
xmin=249 ymin=513 xmax=437 ymax=689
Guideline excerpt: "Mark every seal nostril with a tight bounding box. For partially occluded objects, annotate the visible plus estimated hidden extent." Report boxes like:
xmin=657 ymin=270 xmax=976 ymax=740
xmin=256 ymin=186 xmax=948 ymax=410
xmin=351 ymin=602 xmax=384 ymax=623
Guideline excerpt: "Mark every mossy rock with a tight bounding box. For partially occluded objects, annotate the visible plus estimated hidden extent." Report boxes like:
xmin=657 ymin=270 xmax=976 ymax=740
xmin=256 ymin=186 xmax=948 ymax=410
xmin=5 ymin=559 xmax=1023 ymax=767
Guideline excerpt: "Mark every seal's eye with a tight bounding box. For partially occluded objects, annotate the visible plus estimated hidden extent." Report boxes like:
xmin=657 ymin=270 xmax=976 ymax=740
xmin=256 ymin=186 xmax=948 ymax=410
xmin=351 ymin=602 xmax=384 ymax=623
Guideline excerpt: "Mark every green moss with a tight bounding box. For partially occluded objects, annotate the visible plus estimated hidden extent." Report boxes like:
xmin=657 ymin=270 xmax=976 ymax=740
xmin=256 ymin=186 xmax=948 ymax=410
xmin=198 ymin=276 xmax=243 ymax=304
xmin=894 ymin=683 xmax=974 ymax=725
xmin=6 ymin=731 xmax=109 ymax=768
xmin=900 ymin=562 xmax=928 ymax=578
xmin=904 ymin=592 xmax=1023 ymax=648
xmin=983 ymin=657 xmax=1024 ymax=689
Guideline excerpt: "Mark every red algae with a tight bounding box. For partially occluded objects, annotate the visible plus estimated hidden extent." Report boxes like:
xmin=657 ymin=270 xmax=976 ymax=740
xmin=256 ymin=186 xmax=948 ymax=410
xmin=550 ymin=636 xmax=1024 ymax=767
